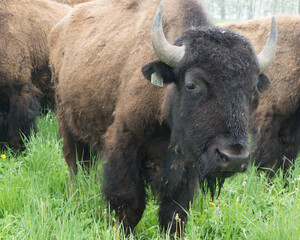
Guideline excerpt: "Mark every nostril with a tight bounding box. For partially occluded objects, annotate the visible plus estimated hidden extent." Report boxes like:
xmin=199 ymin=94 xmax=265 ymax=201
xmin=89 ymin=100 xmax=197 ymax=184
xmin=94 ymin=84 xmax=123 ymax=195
xmin=241 ymin=163 xmax=248 ymax=172
xmin=213 ymin=140 xmax=250 ymax=173
xmin=219 ymin=148 xmax=250 ymax=162
xmin=217 ymin=148 xmax=249 ymax=172
xmin=216 ymin=148 xmax=229 ymax=162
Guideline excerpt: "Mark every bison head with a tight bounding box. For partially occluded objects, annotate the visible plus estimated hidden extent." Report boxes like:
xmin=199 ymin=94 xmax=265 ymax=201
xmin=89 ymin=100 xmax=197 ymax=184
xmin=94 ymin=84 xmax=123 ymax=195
xmin=0 ymin=83 xmax=41 ymax=151
xmin=142 ymin=2 xmax=276 ymax=195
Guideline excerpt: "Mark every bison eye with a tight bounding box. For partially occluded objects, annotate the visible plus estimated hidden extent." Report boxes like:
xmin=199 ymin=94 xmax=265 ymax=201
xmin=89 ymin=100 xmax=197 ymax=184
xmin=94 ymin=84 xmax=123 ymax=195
xmin=185 ymin=83 xmax=197 ymax=92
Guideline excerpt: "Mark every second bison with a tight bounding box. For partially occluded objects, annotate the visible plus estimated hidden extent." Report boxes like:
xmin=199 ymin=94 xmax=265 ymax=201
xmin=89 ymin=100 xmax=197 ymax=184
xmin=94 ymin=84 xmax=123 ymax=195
xmin=222 ymin=16 xmax=300 ymax=177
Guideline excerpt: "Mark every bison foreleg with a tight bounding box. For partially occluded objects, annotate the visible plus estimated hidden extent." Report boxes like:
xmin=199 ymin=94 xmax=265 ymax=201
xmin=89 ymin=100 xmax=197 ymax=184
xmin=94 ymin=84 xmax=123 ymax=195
xmin=59 ymin=123 xmax=93 ymax=183
xmin=158 ymin=167 xmax=198 ymax=238
xmin=155 ymin=150 xmax=185 ymax=199
xmin=103 ymin=130 xmax=146 ymax=235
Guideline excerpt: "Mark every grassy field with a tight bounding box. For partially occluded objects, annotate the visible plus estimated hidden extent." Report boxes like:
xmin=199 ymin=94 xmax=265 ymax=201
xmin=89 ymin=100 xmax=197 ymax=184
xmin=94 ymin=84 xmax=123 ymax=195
xmin=0 ymin=111 xmax=299 ymax=239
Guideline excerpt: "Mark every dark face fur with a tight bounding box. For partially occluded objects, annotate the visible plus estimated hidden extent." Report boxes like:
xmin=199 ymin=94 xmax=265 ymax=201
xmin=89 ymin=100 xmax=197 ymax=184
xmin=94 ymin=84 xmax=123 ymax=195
xmin=142 ymin=26 xmax=269 ymax=184
xmin=0 ymin=89 xmax=10 ymax=147
xmin=0 ymin=83 xmax=41 ymax=151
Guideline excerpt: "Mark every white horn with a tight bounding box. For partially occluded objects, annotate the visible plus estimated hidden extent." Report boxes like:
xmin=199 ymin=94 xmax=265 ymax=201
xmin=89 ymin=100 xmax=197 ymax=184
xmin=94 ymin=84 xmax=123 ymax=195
xmin=257 ymin=16 xmax=277 ymax=73
xmin=151 ymin=1 xmax=185 ymax=68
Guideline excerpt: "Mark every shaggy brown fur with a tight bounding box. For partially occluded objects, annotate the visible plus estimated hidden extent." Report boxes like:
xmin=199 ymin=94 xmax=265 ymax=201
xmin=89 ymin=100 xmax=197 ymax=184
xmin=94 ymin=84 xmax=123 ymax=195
xmin=50 ymin=0 xmax=273 ymax=236
xmin=0 ymin=0 xmax=71 ymax=150
xmin=49 ymin=0 xmax=211 ymax=168
xmin=221 ymin=16 xmax=300 ymax=177
xmin=50 ymin=0 xmax=92 ymax=6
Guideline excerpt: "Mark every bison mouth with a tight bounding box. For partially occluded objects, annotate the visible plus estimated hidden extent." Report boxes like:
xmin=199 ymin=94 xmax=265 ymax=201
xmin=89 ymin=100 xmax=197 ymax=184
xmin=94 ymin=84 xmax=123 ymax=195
xmin=195 ymin=142 xmax=249 ymax=198
xmin=210 ymin=149 xmax=248 ymax=178
xmin=195 ymin=140 xmax=250 ymax=178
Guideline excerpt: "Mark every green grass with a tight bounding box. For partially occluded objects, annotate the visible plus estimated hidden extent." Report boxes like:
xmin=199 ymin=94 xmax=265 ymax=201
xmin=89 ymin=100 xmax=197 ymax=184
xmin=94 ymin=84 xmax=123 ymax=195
xmin=0 ymin=111 xmax=299 ymax=239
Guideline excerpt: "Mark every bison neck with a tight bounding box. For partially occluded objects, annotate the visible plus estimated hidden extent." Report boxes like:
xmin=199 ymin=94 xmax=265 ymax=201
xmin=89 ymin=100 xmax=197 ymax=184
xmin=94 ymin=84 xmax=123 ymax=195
xmin=142 ymin=118 xmax=197 ymax=199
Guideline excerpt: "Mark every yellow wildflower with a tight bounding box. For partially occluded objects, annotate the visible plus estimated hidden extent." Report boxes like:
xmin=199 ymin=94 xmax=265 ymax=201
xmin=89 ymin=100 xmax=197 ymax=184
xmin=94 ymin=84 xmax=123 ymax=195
xmin=210 ymin=202 xmax=216 ymax=207
xmin=1 ymin=154 xmax=6 ymax=159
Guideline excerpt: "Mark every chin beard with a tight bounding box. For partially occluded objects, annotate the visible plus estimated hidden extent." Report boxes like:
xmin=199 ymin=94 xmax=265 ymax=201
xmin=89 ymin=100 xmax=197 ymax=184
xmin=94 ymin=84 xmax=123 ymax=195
xmin=199 ymin=176 xmax=225 ymax=200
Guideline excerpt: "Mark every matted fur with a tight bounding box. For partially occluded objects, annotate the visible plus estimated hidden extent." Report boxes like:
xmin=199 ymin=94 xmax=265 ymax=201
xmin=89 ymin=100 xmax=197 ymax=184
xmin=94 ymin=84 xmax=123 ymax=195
xmin=50 ymin=0 xmax=273 ymax=235
xmin=0 ymin=0 xmax=71 ymax=150
xmin=50 ymin=0 xmax=92 ymax=6
xmin=221 ymin=16 xmax=300 ymax=177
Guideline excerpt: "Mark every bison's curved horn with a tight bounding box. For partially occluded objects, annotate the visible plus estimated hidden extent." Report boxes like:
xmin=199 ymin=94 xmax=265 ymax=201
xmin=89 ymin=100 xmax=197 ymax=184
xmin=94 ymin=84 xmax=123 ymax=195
xmin=151 ymin=1 xmax=185 ymax=68
xmin=257 ymin=17 xmax=277 ymax=73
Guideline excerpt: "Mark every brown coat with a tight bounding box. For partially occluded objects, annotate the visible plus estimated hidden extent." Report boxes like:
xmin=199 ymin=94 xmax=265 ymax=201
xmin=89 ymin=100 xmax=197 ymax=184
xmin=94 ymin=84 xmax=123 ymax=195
xmin=49 ymin=0 xmax=92 ymax=6
xmin=49 ymin=0 xmax=208 ymax=149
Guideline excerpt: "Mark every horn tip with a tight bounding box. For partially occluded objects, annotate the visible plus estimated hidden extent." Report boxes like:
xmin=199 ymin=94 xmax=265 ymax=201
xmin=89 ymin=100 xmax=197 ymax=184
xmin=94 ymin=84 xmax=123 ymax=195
xmin=271 ymin=16 xmax=277 ymax=30
xmin=157 ymin=1 xmax=164 ymax=14
xmin=257 ymin=15 xmax=278 ymax=74
xmin=152 ymin=1 xmax=164 ymax=30
xmin=270 ymin=16 xmax=277 ymax=44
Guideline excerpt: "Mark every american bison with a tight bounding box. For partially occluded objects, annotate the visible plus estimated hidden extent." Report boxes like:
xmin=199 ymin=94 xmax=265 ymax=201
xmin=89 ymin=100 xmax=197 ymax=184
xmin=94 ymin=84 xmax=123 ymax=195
xmin=0 ymin=0 xmax=71 ymax=150
xmin=49 ymin=0 xmax=276 ymax=236
xmin=221 ymin=16 xmax=300 ymax=177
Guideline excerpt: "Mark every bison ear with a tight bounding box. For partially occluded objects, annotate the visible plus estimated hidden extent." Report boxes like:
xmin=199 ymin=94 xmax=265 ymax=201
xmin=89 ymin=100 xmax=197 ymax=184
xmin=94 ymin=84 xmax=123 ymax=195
xmin=257 ymin=74 xmax=271 ymax=93
xmin=141 ymin=61 xmax=177 ymax=87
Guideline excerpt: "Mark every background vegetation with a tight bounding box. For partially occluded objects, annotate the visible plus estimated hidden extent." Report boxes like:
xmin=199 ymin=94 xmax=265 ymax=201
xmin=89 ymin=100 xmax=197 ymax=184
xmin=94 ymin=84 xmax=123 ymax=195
xmin=0 ymin=112 xmax=299 ymax=239
xmin=204 ymin=0 xmax=300 ymax=20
